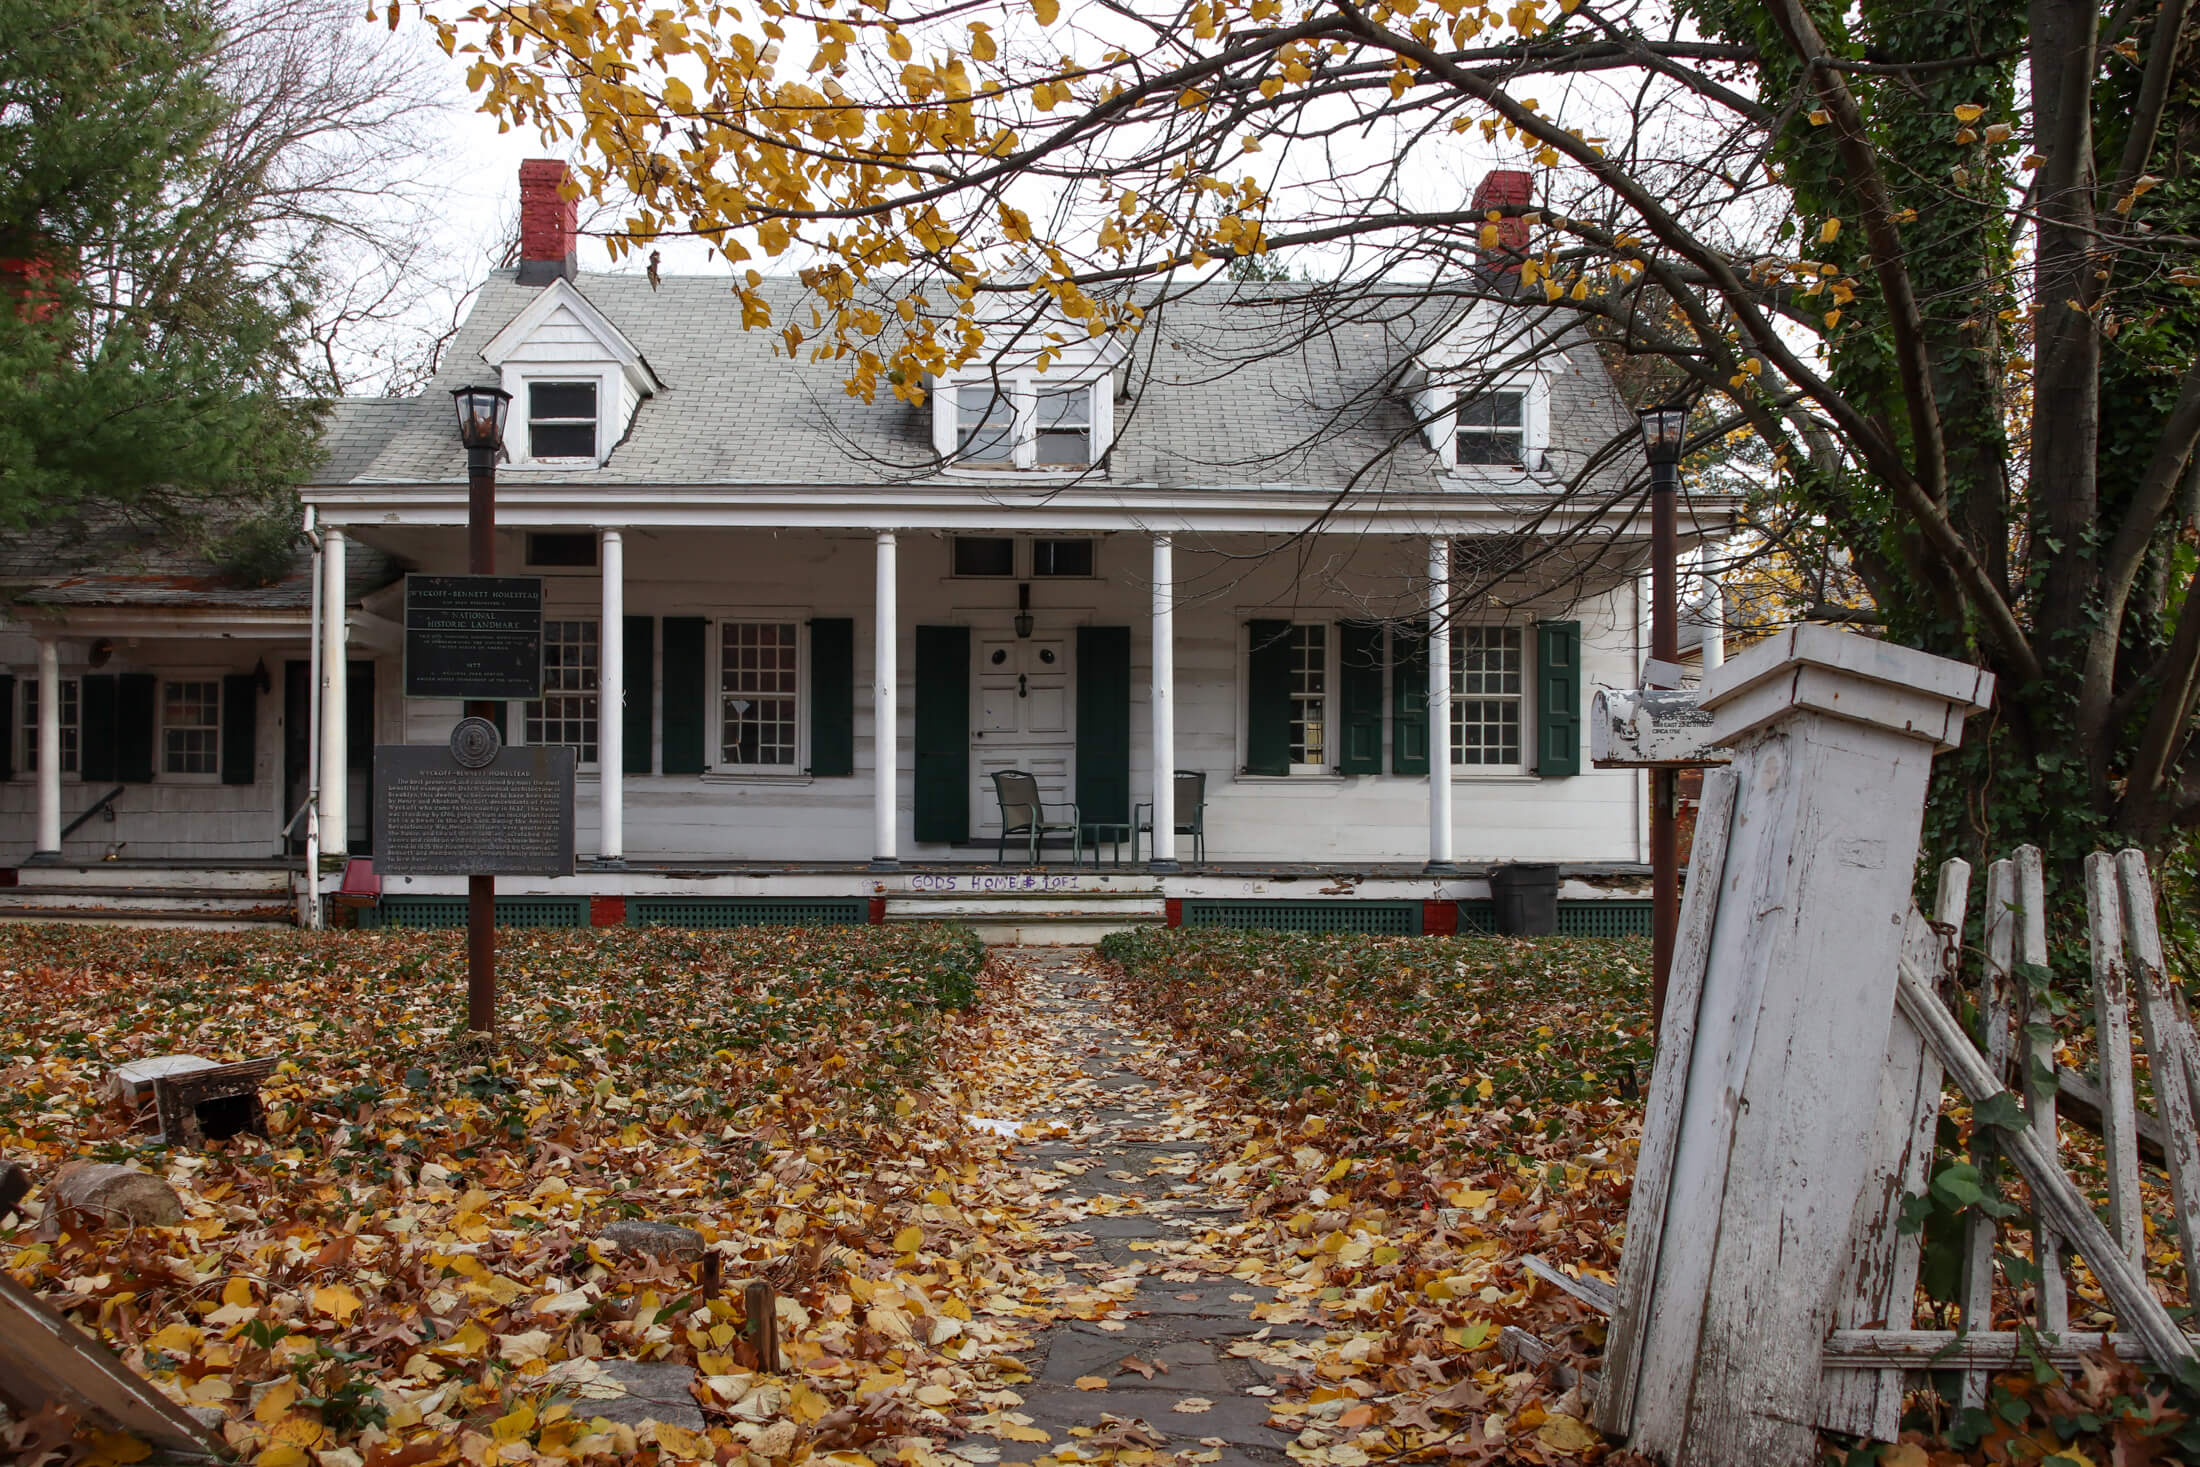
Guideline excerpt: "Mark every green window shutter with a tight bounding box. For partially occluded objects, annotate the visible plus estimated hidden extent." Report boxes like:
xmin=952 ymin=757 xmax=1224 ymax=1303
xmin=82 ymin=674 xmax=117 ymax=781
xmin=809 ymin=617 xmax=855 ymax=776
xmin=0 ymin=676 xmax=13 ymax=782
xmin=623 ymin=615 xmax=654 ymax=775
xmin=1535 ymin=620 xmax=1582 ymax=776
xmin=662 ymin=617 xmax=708 ymax=774
xmin=1245 ymin=620 xmax=1294 ymax=776
xmin=116 ymin=673 xmax=156 ymax=782
xmin=1391 ymin=623 xmax=1430 ymax=775
xmin=1337 ymin=622 xmax=1383 ymax=775
xmin=1075 ymin=626 xmax=1131 ymax=824
xmin=913 ymin=625 xmax=969 ymax=843
xmin=221 ymin=674 xmax=257 ymax=785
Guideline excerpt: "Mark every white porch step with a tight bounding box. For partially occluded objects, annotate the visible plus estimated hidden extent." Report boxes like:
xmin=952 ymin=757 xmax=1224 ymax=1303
xmin=883 ymin=891 xmax=1164 ymax=946
xmin=11 ymin=864 xmax=293 ymax=895
xmin=0 ymin=866 xmax=300 ymax=927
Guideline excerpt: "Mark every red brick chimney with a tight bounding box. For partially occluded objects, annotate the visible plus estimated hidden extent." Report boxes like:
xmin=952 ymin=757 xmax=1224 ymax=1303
xmin=517 ymin=159 xmax=577 ymax=285
xmin=1471 ymin=169 xmax=1533 ymax=287
xmin=0 ymin=239 xmax=73 ymax=322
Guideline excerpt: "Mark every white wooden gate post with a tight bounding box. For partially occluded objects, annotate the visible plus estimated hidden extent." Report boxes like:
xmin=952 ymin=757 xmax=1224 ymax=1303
xmin=1598 ymin=625 xmax=1992 ymax=1466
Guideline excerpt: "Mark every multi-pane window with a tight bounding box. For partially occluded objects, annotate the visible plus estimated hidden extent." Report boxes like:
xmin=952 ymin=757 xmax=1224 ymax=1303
xmin=163 ymin=681 xmax=221 ymax=775
xmin=22 ymin=678 xmax=80 ymax=774
xmin=1451 ymin=626 xmax=1524 ymax=765
xmin=527 ymin=619 xmax=600 ymax=762
xmin=528 ymin=381 xmax=599 ymax=460
xmin=956 ymin=384 xmax=1016 ymax=464
xmin=721 ymin=621 xmax=800 ymax=768
xmin=1455 ymin=389 xmax=1525 ymax=466
xmin=1035 ymin=386 xmax=1093 ymax=466
xmin=1032 ymin=538 xmax=1094 ymax=577
xmin=1289 ymin=623 xmax=1327 ymax=768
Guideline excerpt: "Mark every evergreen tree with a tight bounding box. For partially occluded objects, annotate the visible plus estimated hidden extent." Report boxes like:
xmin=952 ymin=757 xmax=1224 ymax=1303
xmin=0 ymin=0 xmax=325 ymax=541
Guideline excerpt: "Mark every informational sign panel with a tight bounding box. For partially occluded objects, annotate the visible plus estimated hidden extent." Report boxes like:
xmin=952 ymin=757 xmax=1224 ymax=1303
xmin=403 ymin=575 xmax=545 ymax=700
xmin=374 ymin=742 xmax=576 ymax=876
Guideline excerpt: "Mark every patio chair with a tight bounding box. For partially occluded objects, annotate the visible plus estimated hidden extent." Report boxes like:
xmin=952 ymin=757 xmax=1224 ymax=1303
xmin=991 ymin=769 xmax=1083 ymax=867
xmin=1133 ymin=770 xmax=1207 ymax=865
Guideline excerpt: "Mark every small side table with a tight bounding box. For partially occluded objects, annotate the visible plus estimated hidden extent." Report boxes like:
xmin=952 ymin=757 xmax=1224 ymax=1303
xmin=1085 ymin=823 xmax=1133 ymax=866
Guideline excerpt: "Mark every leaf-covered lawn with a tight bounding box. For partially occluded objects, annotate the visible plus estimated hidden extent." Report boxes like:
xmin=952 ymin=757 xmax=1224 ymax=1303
xmin=1100 ymin=928 xmax=2200 ymax=1466
xmin=1099 ymin=929 xmax=1649 ymax=1464
xmin=1 ymin=923 xmax=1058 ymax=1467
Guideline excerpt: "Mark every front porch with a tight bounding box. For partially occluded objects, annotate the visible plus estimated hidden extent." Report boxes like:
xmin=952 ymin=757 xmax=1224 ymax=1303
xmin=301 ymin=521 xmax=1659 ymax=875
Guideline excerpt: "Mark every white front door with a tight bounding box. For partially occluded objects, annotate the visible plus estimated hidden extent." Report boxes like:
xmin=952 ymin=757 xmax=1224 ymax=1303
xmin=972 ymin=631 xmax=1075 ymax=843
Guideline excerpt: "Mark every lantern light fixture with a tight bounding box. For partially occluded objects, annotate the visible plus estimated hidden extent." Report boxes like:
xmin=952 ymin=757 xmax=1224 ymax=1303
xmin=1014 ymin=583 xmax=1035 ymax=639
xmin=450 ymin=385 xmax=513 ymax=455
xmin=1637 ymin=401 xmax=1689 ymax=469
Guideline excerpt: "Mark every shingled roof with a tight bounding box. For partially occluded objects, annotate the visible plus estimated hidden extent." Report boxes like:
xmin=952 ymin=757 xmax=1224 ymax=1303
xmin=0 ymin=508 xmax=398 ymax=613
xmin=317 ymin=271 xmax=1636 ymax=497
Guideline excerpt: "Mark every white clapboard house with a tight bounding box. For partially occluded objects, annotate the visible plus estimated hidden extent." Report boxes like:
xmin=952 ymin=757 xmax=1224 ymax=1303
xmin=0 ymin=162 xmax=1735 ymax=938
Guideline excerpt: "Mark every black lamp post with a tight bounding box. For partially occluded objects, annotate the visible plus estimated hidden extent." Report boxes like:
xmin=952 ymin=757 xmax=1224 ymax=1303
xmin=1637 ymin=402 xmax=1687 ymax=1041
xmin=451 ymin=385 xmax=511 ymax=1034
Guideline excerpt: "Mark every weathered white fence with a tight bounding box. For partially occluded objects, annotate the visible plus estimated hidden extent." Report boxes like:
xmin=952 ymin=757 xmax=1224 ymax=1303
xmin=1584 ymin=625 xmax=2200 ymax=1466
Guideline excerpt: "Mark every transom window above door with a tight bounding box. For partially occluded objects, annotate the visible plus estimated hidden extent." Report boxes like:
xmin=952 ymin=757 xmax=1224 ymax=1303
xmin=950 ymin=536 xmax=1099 ymax=578
xmin=952 ymin=536 xmax=1016 ymax=577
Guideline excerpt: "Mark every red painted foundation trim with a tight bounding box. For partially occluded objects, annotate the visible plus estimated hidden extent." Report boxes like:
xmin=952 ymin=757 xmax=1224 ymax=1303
xmin=590 ymin=896 xmax=627 ymax=928
xmin=1164 ymin=898 xmax=1183 ymax=928
xmin=869 ymin=896 xmax=888 ymax=925
xmin=1422 ymin=899 xmax=1458 ymax=937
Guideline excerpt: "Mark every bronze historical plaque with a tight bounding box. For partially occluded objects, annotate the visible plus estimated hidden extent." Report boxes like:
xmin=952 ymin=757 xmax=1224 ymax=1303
xmin=374 ymin=743 xmax=576 ymax=875
xmin=403 ymin=574 xmax=545 ymax=700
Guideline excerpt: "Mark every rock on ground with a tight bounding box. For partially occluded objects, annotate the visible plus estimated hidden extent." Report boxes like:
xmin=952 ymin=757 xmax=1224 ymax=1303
xmin=41 ymin=1161 xmax=184 ymax=1232
xmin=598 ymin=1220 xmax=706 ymax=1261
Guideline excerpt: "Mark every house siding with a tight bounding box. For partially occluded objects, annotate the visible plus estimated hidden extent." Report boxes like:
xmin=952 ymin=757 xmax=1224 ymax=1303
xmin=367 ymin=528 xmax=1646 ymax=867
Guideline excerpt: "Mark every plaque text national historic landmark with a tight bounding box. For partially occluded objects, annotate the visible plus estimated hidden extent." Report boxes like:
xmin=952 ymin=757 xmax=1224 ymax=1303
xmin=402 ymin=575 xmax=546 ymax=700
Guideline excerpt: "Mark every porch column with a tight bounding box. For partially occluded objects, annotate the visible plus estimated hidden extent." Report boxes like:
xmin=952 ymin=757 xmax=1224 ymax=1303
xmin=1148 ymin=534 xmax=1178 ymax=869
xmin=30 ymin=638 xmax=61 ymax=861
xmin=1426 ymin=537 xmax=1455 ymax=872
xmin=872 ymin=531 xmax=898 ymax=867
xmin=320 ymin=528 xmax=349 ymax=858
xmin=598 ymin=529 xmax=625 ymax=863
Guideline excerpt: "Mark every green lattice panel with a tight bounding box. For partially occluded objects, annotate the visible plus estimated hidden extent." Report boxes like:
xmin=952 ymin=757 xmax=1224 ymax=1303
xmin=1557 ymin=899 xmax=1653 ymax=938
xmin=1180 ymin=899 xmax=1423 ymax=936
xmin=1455 ymin=899 xmax=1498 ymax=935
xmin=366 ymin=896 xmax=588 ymax=930
xmin=627 ymin=898 xmax=869 ymax=929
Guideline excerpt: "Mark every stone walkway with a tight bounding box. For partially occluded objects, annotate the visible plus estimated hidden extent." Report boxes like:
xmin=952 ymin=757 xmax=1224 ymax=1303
xmin=981 ymin=947 xmax=1315 ymax=1467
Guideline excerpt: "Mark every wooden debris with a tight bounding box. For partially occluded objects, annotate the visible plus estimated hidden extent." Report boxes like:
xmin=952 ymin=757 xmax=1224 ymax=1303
xmin=1521 ymin=1255 xmax=1616 ymax=1316
xmin=0 ymin=1269 xmax=226 ymax=1460
xmin=744 ymin=1278 xmax=781 ymax=1372
xmin=153 ymin=1055 xmax=277 ymax=1148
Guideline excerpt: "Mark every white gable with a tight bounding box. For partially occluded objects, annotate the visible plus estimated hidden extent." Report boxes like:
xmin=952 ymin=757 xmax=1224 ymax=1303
xmin=480 ymin=277 xmax=659 ymax=467
xmin=1407 ymin=298 xmax=1565 ymax=469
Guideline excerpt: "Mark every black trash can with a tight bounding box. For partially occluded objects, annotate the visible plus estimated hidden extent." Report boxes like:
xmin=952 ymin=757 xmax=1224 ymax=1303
xmin=1488 ymin=863 xmax=1560 ymax=936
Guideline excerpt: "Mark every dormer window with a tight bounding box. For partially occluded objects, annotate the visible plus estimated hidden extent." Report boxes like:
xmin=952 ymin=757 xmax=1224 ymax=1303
xmin=529 ymin=381 xmax=598 ymax=460
xmin=1035 ymin=386 xmax=1093 ymax=467
xmin=1456 ymin=390 xmax=1525 ymax=466
xmin=957 ymin=385 xmax=1016 ymax=464
xmin=934 ymin=371 xmax=1114 ymax=472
